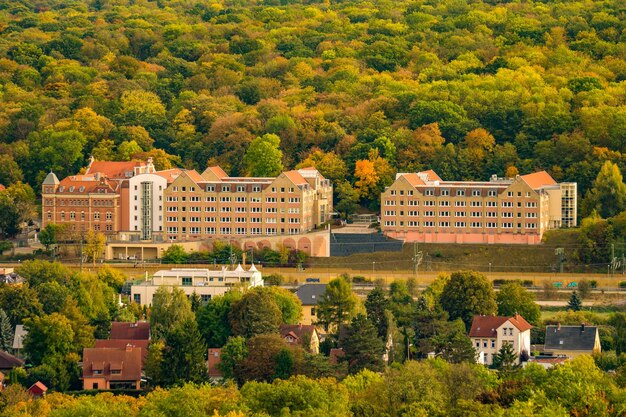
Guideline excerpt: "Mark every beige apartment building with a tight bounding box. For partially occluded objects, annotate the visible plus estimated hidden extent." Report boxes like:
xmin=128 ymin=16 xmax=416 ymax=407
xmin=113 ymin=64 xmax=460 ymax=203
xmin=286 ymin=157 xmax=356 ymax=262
xmin=163 ymin=166 xmax=332 ymax=243
xmin=381 ymin=170 xmax=576 ymax=244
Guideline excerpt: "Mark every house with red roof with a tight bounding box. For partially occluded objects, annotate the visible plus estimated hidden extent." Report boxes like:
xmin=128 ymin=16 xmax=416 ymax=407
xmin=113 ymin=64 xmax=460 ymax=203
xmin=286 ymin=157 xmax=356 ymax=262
xmin=469 ymin=314 xmax=532 ymax=366
xmin=82 ymin=346 xmax=142 ymax=390
xmin=279 ymin=323 xmax=320 ymax=354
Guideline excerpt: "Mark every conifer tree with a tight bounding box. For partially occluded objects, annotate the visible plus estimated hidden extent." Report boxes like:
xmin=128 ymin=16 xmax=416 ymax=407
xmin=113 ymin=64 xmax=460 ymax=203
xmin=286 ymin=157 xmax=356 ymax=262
xmin=567 ymin=291 xmax=583 ymax=311
xmin=0 ymin=309 xmax=13 ymax=352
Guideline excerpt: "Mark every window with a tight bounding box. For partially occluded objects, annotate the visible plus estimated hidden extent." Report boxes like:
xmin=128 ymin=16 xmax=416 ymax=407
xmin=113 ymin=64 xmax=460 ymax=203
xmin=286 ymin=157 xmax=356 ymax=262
xmin=94 ymin=212 xmax=100 ymax=220
xmin=237 ymin=185 xmax=246 ymax=192
xmin=471 ymin=201 xmax=482 ymax=207
xmin=220 ymin=207 xmax=231 ymax=212
xmin=425 ymin=189 xmax=434 ymax=196
xmin=266 ymin=197 xmax=277 ymax=203
xmin=133 ymin=294 xmax=141 ymax=304
xmin=507 ymin=191 xmax=513 ymax=197
xmin=423 ymin=221 xmax=434 ymax=227
xmin=472 ymin=190 xmax=481 ymax=196
xmin=439 ymin=221 xmax=450 ymax=227
xmin=441 ymin=189 xmax=450 ymax=196
xmin=205 ymin=196 xmax=216 ymax=202
xmin=390 ymin=190 xmax=396 ymax=196
xmin=454 ymin=221 xmax=466 ymax=228
xmin=206 ymin=185 xmax=215 ymax=192
xmin=439 ymin=211 xmax=450 ymax=217
xmin=236 ymin=197 xmax=246 ymax=203
xmin=470 ymin=222 xmax=482 ymax=228
xmin=483 ymin=340 xmax=488 ymax=348
xmin=502 ymin=201 xmax=513 ymax=208
xmin=424 ymin=201 xmax=435 ymax=206
xmin=182 ymin=277 xmax=192 ymax=286
xmin=205 ymin=227 xmax=216 ymax=234
xmin=190 ymin=196 xmax=200 ymax=202
xmin=222 ymin=186 xmax=230 ymax=192
xmin=408 ymin=200 xmax=418 ymax=206
xmin=491 ymin=340 xmax=495 ymax=348
xmin=424 ymin=211 xmax=434 ymax=217
xmin=454 ymin=201 xmax=466 ymax=207
xmin=252 ymin=186 xmax=261 ymax=193
xmin=220 ymin=227 xmax=232 ymax=234
xmin=454 ymin=211 xmax=465 ymax=217
xmin=502 ymin=222 xmax=513 ymax=228
xmin=384 ymin=221 xmax=396 ymax=226
xmin=488 ymin=190 xmax=497 ymax=197
xmin=439 ymin=201 xmax=450 ymax=206
xmin=220 ymin=196 xmax=231 ymax=203
xmin=456 ymin=189 xmax=465 ymax=196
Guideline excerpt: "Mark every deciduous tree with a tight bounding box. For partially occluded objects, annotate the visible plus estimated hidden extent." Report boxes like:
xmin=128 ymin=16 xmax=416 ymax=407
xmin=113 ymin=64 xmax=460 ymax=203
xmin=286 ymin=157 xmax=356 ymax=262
xmin=440 ymin=271 xmax=497 ymax=330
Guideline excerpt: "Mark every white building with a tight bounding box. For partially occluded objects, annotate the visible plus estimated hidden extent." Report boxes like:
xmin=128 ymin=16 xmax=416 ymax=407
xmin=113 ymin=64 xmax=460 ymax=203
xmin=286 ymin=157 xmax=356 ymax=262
xmin=468 ymin=314 xmax=532 ymax=366
xmin=130 ymin=265 xmax=263 ymax=305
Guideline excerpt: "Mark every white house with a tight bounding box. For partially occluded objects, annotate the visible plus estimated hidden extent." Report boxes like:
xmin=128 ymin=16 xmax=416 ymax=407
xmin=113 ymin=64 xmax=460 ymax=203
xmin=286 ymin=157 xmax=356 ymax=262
xmin=130 ymin=265 xmax=263 ymax=305
xmin=469 ymin=314 xmax=532 ymax=366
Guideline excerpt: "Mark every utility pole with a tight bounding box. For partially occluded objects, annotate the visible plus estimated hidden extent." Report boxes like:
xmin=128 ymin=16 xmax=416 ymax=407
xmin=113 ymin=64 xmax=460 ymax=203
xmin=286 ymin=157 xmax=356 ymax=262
xmin=412 ymin=241 xmax=423 ymax=279
xmin=555 ymin=248 xmax=564 ymax=273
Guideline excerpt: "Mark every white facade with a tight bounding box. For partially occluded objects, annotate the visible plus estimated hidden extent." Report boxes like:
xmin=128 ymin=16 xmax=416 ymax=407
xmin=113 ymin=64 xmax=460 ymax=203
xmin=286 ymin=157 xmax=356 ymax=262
xmin=128 ymin=172 xmax=167 ymax=240
xmin=469 ymin=315 xmax=532 ymax=366
xmin=130 ymin=265 xmax=263 ymax=305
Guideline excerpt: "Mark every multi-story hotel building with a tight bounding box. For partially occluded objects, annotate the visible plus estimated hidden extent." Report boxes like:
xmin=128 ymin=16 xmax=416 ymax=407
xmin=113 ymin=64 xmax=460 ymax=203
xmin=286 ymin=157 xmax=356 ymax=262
xmin=163 ymin=166 xmax=332 ymax=242
xmin=381 ymin=170 xmax=576 ymax=244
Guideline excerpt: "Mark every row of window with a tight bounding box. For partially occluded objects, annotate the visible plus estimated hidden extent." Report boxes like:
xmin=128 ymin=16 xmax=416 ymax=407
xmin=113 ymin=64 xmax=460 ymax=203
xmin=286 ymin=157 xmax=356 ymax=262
xmin=166 ymin=216 xmax=300 ymax=224
xmin=48 ymin=211 xmax=113 ymax=221
xmin=384 ymin=211 xmax=538 ymax=218
xmin=171 ymin=185 xmax=300 ymax=193
xmin=385 ymin=200 xmax=538 ymax=208
xmin=390 ymin=189 xmax=534 ymax=198
xmin=166 ymin=227 xmax=302 ymax=236
xmin=48 ymin=199 xmax=115 ymax=207
xmin=166 ymin=206 xmax=300 ymax=214
xmin=383 ymin=221 xmax=537 ymax=229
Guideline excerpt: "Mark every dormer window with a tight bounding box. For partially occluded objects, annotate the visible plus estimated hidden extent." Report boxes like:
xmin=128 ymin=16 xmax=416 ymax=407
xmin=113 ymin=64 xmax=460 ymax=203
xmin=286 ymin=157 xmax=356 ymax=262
xmin=125 ymin=171 xmax=133 ymax=178
xmin=79 ymin=186 xmax=85 ymax=192
xmin=59 ymin=186 xmax=65 ymax=192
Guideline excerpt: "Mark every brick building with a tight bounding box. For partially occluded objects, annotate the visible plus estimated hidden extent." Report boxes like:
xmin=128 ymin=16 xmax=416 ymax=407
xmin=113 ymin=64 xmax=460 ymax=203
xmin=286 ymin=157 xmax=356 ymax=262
xmin=381 ymin=170 xmax=576 ymax=244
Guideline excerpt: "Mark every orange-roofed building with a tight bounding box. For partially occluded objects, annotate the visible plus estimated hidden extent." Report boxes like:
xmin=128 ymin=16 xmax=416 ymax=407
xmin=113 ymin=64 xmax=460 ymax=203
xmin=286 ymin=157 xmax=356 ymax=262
xmin=162 ymin=167 xmax=332 ymax=253
xmin=381 ymin=169 xmax=576 ymax=244
xmin=82 ymin=346 xmax=142 ymax=390
xmin=469 ymin=314 xmax=532 ymax=366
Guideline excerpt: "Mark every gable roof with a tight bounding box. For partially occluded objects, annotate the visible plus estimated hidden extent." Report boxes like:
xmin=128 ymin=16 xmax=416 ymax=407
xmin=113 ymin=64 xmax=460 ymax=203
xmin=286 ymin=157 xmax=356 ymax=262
xmin=82 ymin=347 xmax=142 ymax=381
xmin=295 ymin=284 xmax=326 ymax=305
xmin=544 ymin=325 xmax=599 ymax=351
xmin=13 ymin=324 xmax=26 ymax=350
xmin=520 ymin=171 xmax=557 ymax=190
xmin=417 ymin=170 xmax=442 ymax=182
xmin=154 ymin=168 xmax=183 ymax=184
xmin=56 ymin=176 xmax=117 ymax=195
xmin=201 ymin=166 xmax=229 ymax=181
xmin=0 ymin=350 xmax=24 ymax=369
xmin=110 ymin=322 xmax=150 ymax=340
xmin=279 ymin=324 xmax=317 ymax=342
xmin=469 ymin=314 xmax=532 ymax=338
xmin=94 ymin=339 xmax=149 ymax=365
xmin=283 ymin=170 xmax=308 ymax=186
xmin=27 ymin=381 xmax=48 ymax=395
xmin=86 ymin=161 xmax=146 ymax=179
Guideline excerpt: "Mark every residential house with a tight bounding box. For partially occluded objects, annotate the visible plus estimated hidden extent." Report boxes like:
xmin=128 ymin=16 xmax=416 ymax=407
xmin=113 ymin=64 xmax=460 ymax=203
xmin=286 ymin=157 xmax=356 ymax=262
xmin=82 ymin=346 xmax=142 ymax=390
xmin=381 ymin=170 xmax=577 ymax=244
xmin=544 ymin=324 xmax=601 ymax=358
xmin=110 ymin=321 xmax=150 ymax=340
xmin=279 ymin=324 xmax=320 ymax=354
xmin=27 ymin=381 xmax=47 ymax=397
xmin=295 ymin=284 xmax=326 ymax=326
xmin=130 ymin=265 xmax=263 ymax=306
xmin=469 ymin=314 xmax=532 ymax=366
xmin=94 ymin=339 xmax=149 ymax=366
xmin=0 ymin=350 xmax=24 ymax=373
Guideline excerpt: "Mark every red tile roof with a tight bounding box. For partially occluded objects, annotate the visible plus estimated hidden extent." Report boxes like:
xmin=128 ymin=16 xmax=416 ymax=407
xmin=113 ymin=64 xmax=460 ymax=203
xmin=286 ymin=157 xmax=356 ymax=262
xmin=279 ymin=324 xmax=317 ymax=344
xmin=94 ymin=339 xmax=149 ymax=365
xmin=469 ymin=315 xmax=532 ymax=338
xmin=520 ymin=171 xmax=557 ymax=189
xmin=155 ymin=169 xmax=183 ymax=184
xmin=86 ymin=161 xmax=146 ymax=179
xmin=56 ymin=177 xmax=117 ymax=194
xmin=401 ymin=173 xmax=426 ymax=187
xmin=110 ymin=322 xmax=150 ymax=340
xmin=283 ymin=170 xmax=308 ymax=186
xmin=203 ymin=166 xmax=229 ymax=179
xmin=82 ymin=347 xmax=142 ymax=382
xmin=27 ymin=381 xmax=48 ymax=396
xmin=182 ymin=170 xmax=206 ymax=184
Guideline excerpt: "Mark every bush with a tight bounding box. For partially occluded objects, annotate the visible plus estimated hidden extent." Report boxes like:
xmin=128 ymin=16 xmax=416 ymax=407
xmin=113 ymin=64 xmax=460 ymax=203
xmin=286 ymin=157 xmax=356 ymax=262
xmin=352 ymin=276 xmax=370 ymax=283
xmin=619 ymin=281 xmax=626 ymax=289
xmin=264 ymin=274 xmax=284 ymax=286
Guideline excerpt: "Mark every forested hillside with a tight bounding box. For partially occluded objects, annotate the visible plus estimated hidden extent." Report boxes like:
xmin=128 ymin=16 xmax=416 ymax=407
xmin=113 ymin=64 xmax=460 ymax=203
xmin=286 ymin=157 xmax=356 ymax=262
xmin=1 ymin=0 xmax=626 ymax=209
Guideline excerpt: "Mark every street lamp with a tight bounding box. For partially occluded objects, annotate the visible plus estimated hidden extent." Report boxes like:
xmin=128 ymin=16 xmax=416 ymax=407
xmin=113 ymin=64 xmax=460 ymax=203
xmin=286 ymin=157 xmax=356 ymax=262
xmin=372 ymin=261 xmax=375 ymax=276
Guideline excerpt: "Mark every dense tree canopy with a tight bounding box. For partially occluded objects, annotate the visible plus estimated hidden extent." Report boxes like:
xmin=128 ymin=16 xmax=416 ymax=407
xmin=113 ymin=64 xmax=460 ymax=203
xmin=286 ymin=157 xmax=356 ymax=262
xmin=0 ymin=0 xmax=626 ymax=213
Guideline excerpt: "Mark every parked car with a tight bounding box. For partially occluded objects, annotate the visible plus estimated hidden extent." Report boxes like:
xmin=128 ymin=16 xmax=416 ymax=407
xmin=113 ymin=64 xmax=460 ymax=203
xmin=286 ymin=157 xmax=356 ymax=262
xmin=305 ymin=278 xmax=321 ymax=283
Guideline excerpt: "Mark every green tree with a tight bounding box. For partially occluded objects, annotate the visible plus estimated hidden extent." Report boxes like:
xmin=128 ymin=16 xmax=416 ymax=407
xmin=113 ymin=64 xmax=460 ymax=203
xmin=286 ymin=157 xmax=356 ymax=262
xmin=262 ymin=287 xmax=302 ymax=324
xmin=496 ymin=283 xmax=541 ymax=325
xmin=609 ymin=313 xmax=626 ymax=355
xmin=273 ymin=348 xmax=295 ymax=380
xmin=229 ymin=289 xmax=282 ymax=338
xmin=161 ymin=318 xmax=207 ymax=386
xmin=39 ymin=224 xmax=61 ymax=252
xmin=23 ymin=313 xmax=74 ymax=366
xmin=567 ymin=291 xmax=583 ymax=311
xmin=582 ymin=160 xmax=626 ymax=218
xmin=219 ymin=336 xmax=248 ymax=381
xmin=161 ymin=244 xmax=189 ymax=264
xmin=145 ymin=339 xmax=165 ymax=386
xmin=197 ymin=291 xmax=242 ymax=348
xmin=316 ymin=277 xmax=358 ymax=332
xmin=238 ymin=334 xmax=299 ymax=383
xmin=365 ymin=286 xmax=390 ymax=340
xmin=492 ymin=342 xmax=519 ymax=371
xmin=243 ymin=133 xmax=284 ymax=177
xmin=0 ymin=192 xmax=20 ymax=238
xmin=334 ymin=181 xmax=360 ymax=219
xmin=25 ymin=129 xmax=87 ymax=187
xmin=341 ymin=314 xmax=385 ymax=374
xmin=0 ymin=309 xmax=13 ymax=352
xmin=440 ymin=270 xmax=497 ymax=330
xmin=0 ymin=284 xmax=44 ymax=326
xmin=150 ymin=287 xmax=195 ymax=340
xmin=430 ymin=319 xmax=477 ymax=364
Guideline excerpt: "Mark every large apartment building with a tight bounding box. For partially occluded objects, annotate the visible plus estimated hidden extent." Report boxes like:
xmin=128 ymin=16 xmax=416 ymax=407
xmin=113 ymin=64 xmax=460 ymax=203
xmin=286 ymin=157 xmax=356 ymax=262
xmin=163 ymin=167 xmax=332 ymax=242
xmin=381 ymin=170 xmax=576 ymax=244
xmin=42 ymin=158 xmax=333 ymax=253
